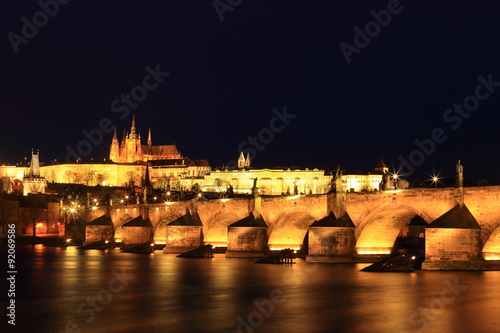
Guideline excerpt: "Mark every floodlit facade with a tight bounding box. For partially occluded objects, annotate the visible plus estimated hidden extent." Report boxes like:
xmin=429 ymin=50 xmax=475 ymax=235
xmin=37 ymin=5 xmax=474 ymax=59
xmin=0 ymin=117 xmax=210 ymax=190
xmin=341 ymin=159 xmax=388 ymax=192
xmin=203 ymin=154 xmax=333 ymax=194
xmin=109 ymin=115 xmax=182 ymax=163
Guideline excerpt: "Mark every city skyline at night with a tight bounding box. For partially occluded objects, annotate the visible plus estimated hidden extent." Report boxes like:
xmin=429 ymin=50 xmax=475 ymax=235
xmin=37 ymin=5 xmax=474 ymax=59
xmin=2 ymin=2 xmax=500 ymax=183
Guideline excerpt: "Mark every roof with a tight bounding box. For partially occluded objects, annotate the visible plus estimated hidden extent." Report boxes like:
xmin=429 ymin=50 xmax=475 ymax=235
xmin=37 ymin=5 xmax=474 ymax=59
xmin=122 ymin=216 xmax=153 ymax=227
xmin=427 ymin=204 xmax=481 ymax=229
xmin=310 ymin=211 xmax=355 ymax=227
xmin=167 ymin=212 xmax=203 ymax=226
xmin=188 ymin=159 xmax=210 ymax=167
xmin=213 ymin=166 xmax=331 ymax=172
xmin=141 ymin=145 xmax=180 ymax=156
xmin=407 ymin=215 xmax=428 ymax=226
xmin=229 ymin=212 xmax=267 ymax=227
xmin=87 ymin=215 xmax=113 ymax=226
xmin=376 ymin=159 xmax=388 ymax=169
xmin=343 ymin=170 xmax=384 ymax=176
xmin=149 ymin=159 xmax=190 ymax=166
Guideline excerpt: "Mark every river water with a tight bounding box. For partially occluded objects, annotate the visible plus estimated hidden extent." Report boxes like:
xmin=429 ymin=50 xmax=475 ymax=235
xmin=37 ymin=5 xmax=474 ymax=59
xmin=4 ymin=245 xmax=500 ymax=333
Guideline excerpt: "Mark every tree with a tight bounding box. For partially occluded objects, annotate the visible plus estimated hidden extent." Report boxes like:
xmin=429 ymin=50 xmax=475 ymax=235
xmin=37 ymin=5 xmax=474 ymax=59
xmin=96 ymin=173 xmax=106 ymax=185
xmin=125 ymin=172 xmax=135 ymax=187
xmin=83 ymin=170 xmax=96 ymax=186
xmin=214 ymin=178 xmax=223 ymax=192
xmin=64 ymin=170 xmax=74 ymax=183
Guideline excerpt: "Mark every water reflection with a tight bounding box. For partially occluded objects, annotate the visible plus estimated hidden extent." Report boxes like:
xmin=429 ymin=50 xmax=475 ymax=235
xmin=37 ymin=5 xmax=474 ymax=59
xmin=10 ymin=246 xmax=500 ymax=333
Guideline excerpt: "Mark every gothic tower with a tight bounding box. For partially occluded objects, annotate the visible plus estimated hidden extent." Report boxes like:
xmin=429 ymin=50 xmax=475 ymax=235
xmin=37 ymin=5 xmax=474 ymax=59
xmin=147 ymin=128 xmax=152 ymax=154
xmin=109 ymin=128 xmax=120 ymax=162
xmin=245 ymin=153 xmax=251 ymax=167
xmin=237 ymin=152 xmax=246 ymax=168
xmin=126 ymin=116 xmax=141 ymax=163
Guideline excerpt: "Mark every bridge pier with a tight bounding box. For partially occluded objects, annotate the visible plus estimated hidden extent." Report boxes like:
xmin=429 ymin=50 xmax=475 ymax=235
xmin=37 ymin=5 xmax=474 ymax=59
xmin=84 ymin=215 xmax=114 ymax=246
xmin=163 ymin=211 xmax=204 ymax=253
xmin=422 ymin=204 xmax=484 ymax=270
xmin=120 ymin=215 xmax=154 ymax=251
xmin=306 ymin=212 xmax=356 ymax=263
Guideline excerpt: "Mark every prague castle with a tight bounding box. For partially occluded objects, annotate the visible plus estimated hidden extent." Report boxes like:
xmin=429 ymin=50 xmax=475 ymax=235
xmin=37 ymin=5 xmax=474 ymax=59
xmin=109 ymin=115 xmax=182 ymax=163
xmin=0 ymin=117 xmax=209 ymax=190
xmin=0 ymin=117 xmax=385 ymax=194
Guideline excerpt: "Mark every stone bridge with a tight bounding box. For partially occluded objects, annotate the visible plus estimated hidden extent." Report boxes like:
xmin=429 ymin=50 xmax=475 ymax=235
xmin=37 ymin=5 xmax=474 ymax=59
xmin=85 ymin=186 xmax=500 ymax=261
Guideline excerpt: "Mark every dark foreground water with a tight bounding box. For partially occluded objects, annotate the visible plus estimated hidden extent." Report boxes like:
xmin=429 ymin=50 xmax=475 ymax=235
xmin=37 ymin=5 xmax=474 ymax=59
xmin=3 ymin=246 xmax=500 ymax=333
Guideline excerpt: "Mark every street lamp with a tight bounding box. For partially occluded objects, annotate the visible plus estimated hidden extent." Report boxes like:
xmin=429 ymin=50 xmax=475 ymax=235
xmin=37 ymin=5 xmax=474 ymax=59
xmin=392 ymin=173 xmax=399 ymax=190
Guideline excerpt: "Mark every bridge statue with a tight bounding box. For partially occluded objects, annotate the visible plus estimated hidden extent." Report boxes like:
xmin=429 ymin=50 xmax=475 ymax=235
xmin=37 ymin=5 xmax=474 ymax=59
xmin=379 ymin=171 xmax=391 ymax=191
xmin=332 ymin=164 xmax=343 ymax=192
xmin=252 ymin=177 xmax=259 ymax=197
xmin=456 ymin=160 xmax=464 ymax=188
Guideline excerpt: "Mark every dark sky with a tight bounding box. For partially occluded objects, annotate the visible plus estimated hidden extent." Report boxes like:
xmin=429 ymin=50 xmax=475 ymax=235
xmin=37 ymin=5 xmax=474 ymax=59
xmin=2 ymin=1 xmax=500 ymax=182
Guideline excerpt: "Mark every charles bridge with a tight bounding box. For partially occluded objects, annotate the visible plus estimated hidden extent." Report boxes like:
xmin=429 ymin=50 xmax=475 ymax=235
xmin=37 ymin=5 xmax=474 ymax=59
xmin=82 ymin=186 xmax=500 ymax=270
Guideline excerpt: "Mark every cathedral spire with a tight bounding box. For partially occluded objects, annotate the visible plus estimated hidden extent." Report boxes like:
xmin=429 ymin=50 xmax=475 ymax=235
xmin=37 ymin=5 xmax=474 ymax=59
xmin=130 ymin=115 xmax=137 ymax=138
xmin=245 ymin=153 xmax=251 ymax=167
xmin=147 ymin=128 xmax=152 ymax=147
xmin=237 ymin=152 xmax=246 ymax=168
xmin=121 ymin=129 xmax=127 ymax=147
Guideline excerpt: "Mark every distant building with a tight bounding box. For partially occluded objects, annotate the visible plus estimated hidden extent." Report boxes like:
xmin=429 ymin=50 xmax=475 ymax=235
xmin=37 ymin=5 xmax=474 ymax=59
xmin=22 ymin=150 xmax=47 ymax=196
xmin=342 ymin=159 xmax=387 ymax=192
xmin=109 ymin=115 xmax=182 ymax=163
xmin=203 ymin=153 xmax=333 ymax=195
xmin=0 ymin=117 xmax=211 ymax=190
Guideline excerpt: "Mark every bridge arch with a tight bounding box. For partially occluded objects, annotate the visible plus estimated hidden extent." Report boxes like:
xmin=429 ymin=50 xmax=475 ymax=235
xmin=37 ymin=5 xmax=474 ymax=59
xmin=355 ymin=204 xmax=432 ymax=254
xmin=112 ymin=213 xmax=133 ymax=243
xmin=268 ymin=210 xmax=316 ymax=250
xmin=482 ymin=223 xmax=500 ymax=260
xmin=152 ymin=214 xmax=185 ymax=245
xmin=203 ymin=212 xmax=240 ymax=247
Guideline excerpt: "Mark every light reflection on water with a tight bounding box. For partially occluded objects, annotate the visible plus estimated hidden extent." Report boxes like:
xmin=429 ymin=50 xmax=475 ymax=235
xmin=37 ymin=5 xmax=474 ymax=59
xmin=8 ymin=246 xmax=500 ymax=333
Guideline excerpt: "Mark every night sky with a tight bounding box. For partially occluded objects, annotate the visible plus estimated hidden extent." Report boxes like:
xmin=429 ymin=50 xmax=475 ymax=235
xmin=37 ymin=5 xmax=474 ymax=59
xmin=2 ymin=1 xmax=500 ymax=183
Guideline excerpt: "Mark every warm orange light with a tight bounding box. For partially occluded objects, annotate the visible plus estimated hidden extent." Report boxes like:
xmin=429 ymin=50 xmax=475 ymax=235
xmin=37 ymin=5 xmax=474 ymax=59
xmin=269 ymin=247 xmax=300 ymax=251
xmin=357 ymin=251 xmax=391 ymax=255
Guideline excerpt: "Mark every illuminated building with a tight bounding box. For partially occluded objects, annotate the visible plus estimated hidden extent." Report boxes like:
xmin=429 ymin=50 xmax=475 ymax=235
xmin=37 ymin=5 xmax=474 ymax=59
xmin=341 ymin=159 xmax=387 ymax=192
xmin=203 ymin=153 xmax=333 ymax=195
xmin=109 ymin=115 xmax=182 ymax=163
xmin=0 ymin=117 xmax=210 ymax=189
xmin=22 ymin=150 xmax=47 ymax=196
